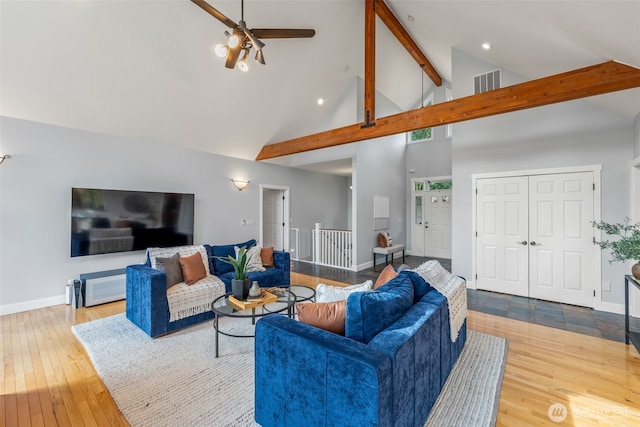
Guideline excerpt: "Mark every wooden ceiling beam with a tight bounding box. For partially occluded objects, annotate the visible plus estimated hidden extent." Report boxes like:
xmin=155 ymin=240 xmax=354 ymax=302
xmin=364 ymin=0 xmax=376 ymax=125
xmin=255 ymin=61 xmax=640 ymax=160
xmin=374 ymin=0 xmax=442 ymax=86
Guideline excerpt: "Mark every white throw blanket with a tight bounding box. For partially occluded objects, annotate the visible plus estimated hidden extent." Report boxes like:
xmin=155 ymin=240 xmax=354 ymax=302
xmin=412 ymin=260 xmax=467 ymax=342
xmin=147 ymin=245 xmax=224 ymax=322
xmin=166 ymin=275 xmax=225 ymax=322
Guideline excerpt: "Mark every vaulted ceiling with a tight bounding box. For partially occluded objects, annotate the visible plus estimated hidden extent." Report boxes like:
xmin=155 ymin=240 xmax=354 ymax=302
xmin=2 ymin=1 xmax=639 ymax=169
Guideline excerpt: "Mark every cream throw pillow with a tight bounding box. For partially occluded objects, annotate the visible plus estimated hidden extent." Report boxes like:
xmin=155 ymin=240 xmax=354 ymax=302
xmin=236 ymin=244 xmax=266 ymax=273
xmin=316 ymin=280 xmax=373 ymax=303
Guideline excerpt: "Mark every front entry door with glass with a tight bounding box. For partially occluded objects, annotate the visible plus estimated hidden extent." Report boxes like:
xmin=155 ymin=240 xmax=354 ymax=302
xmin=411 ymin=179 xmax=452 ymax=259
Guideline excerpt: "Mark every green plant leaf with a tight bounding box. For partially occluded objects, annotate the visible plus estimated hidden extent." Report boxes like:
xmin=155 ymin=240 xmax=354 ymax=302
xmin=213 ymin=245 xmax=251 ymax=280
xmin=592 ymin=218 xmax=640 ymax=263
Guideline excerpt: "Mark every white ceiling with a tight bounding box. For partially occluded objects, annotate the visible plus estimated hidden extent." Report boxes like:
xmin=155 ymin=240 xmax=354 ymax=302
xmin=2 ymin=0 xmax=639 ymax=175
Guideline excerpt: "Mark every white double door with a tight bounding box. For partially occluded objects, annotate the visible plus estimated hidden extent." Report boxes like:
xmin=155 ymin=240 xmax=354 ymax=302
xmin=476 ymin=172 xmax=595 ymax=307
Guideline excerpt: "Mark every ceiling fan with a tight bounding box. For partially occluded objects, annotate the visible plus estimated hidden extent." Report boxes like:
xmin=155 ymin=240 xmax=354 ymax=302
xmin=191 ymin=0 xmax=316 ymax=71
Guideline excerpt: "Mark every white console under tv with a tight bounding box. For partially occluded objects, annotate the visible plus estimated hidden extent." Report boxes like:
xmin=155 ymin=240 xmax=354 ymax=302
xmin=80 ymin=268 xmax=126 ymax=307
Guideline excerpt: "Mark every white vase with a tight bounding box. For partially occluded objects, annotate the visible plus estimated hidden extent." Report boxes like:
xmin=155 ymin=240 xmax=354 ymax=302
xmin=249 ymin=281 xmax=261 ymax=297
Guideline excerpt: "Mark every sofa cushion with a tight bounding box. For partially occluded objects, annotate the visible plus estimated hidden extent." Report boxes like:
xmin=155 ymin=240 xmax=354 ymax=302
xmin=179 ymin=252 xmax=207 ymax=285
xmin=155 ymin=253 xmax=184 ymax=288
xmin=296 ymin=300 xmax=346 ymax=335
xmin=239 ymin=244 xmax=266 ymax=273
xmin=345 ymin=275 xmax=414 ymax=344
xmin=402 ymin=270 xmax=434 ymax=302
xmin=316 ymin=280 xmax=373 ymax=303
xmin=373 ymin=264 xmax=398 ymax=289
xmin=148 ymin=245 xmax=211 ymax=276
xmin=261 ymin=247 xmax=274 ymax=267
xmin=211 ymin=239 xmax=257 ymax=275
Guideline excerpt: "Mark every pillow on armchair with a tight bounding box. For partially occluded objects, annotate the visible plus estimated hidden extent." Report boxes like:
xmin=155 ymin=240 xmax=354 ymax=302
xmin=237 ymin=244 xmax=266 ymax=273
xmin=316 ymin=280 xmax=373 ymax=303
xmin=156 ymin=253 xmax=184 ymax=288
xmin=296 ymin=300 xmax=346 ymax=335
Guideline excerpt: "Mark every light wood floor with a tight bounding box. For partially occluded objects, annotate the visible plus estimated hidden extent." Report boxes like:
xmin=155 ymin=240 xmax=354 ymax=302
xmin=2 ymin=272 xmax=640 ymax=426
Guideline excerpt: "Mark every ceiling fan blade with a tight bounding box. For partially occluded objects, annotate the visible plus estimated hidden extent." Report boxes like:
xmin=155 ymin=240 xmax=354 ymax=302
xmin=191 ymin=0 xmax=238 ymax=29
xmin=225 ymin=43 xmax=243 ymax=69
xmin=251 ymin=28 xmax=316 ymax=39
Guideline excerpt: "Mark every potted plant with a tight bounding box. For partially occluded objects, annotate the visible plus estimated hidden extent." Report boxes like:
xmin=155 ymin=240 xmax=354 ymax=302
xmin=592 ymin=217 xmax=640 ymax=280
xmin=216 ymin=245 xmax=251 ymax=300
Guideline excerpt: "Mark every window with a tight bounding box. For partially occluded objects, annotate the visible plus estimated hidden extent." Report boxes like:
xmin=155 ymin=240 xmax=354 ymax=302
xmin=428 ymin=180 xmax=452 ymax=190
xmin=407 ymin=93 xmax=434 ymax=144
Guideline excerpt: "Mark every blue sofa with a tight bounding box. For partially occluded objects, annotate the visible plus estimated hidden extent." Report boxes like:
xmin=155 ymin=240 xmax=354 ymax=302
xmin=126 ymin=240 xmax=290 ymax=338
xmin=254 ymin=270 xmax=467 ymax=427
xmin=207 ymin=239 xmax=290 ymax=292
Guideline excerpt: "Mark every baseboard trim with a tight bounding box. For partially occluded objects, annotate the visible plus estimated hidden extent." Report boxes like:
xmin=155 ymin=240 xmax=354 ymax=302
xmin=0 ymin=294 xmax=66 ymax=316
xmin=356 ymin=261 xmax=374 ymax=272
xmin=594 ymin=300 xmax=624 ymax=315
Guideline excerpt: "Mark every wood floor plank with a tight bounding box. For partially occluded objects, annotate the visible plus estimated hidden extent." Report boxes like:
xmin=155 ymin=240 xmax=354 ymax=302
xmin=2 ymin=274 xmax=640 ymax=426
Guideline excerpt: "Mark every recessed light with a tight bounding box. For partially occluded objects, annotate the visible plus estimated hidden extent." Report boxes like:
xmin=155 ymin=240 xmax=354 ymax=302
xmin=317 ymin=98 xmax=324 ymax=105
xmin=482 ymin=42 xmax=491 ymax=50
xmin=407 ymin=15 xmax=415 ymax=22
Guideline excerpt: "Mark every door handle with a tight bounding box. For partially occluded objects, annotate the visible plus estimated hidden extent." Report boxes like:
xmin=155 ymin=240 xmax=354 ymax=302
xmin=517 ymin=241 xmax=528 ymax=245
xmin=530 ymin=241 xmax=538 ymax=246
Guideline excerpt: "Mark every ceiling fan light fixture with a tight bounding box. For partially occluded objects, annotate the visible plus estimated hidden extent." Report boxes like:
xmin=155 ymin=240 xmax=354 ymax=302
xmin=226 ymin=30 xmax=241 ymax=49
xmin=192 ymin=0 xmax=316 ymax=71
xmin=214 ymin=43 xmax=228 ymax=58
xmin=245 ymin=31 xmax=265 ymax=51
xmin=255 ymin=49 xmax=265 ymax=65
xmin=238 ymin=49 xmax=250 ymax=72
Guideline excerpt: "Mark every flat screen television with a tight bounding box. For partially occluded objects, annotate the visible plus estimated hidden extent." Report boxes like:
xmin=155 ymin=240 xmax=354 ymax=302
xmin=71 ymin=188 xmax=195 ymax=257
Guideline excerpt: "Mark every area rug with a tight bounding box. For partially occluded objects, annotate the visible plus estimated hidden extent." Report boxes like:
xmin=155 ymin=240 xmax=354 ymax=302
xmin=72 ymin=314 xmax=507 ymax=427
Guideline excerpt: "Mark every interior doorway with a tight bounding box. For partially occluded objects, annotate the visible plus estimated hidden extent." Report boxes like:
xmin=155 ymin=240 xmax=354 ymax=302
xmin=260 ymin=185 xmax=290 ymax=252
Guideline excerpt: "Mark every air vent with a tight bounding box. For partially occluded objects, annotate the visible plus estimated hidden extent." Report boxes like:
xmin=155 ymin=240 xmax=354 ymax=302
xmin=474 ymin=69 xmax=501 ymax=94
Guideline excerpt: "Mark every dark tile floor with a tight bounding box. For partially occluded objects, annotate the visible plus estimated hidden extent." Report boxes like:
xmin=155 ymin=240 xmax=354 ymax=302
xmin=291 ymin=255 xmax=630 ymax=343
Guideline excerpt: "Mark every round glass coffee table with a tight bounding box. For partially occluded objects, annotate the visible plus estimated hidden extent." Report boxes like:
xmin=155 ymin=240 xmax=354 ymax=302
xmin=211 ymin=290 xmax=296 ymax=357
xmin=289 ymin=284 xmax=316 ymax=303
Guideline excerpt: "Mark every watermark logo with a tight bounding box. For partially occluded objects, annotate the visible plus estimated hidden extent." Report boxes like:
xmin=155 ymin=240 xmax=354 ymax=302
xmin=548 ymin=403 xmax=568 ymax=423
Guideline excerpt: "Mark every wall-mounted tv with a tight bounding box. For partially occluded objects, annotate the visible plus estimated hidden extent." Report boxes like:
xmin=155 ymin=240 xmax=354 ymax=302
xmin=71 ymin=188 xmax=194 ymax=257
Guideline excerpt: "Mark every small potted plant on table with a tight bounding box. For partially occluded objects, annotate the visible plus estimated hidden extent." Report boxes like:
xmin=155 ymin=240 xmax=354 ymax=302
xmin=217 ymin=245 xmax=251 ymax=300
xmin=592 ymin=217 xmax=640 ymax=280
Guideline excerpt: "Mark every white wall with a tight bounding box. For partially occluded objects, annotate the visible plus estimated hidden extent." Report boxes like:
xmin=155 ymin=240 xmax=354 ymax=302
xmin=0 ymin=116 xmax=348 ymax=313
xmin=450 ymin=49 xmax=635 ymax=305
xmin=353 ymin=134 xmax=406 ymax=268
xmin=352 ymin=78 xmax=406 ymax=269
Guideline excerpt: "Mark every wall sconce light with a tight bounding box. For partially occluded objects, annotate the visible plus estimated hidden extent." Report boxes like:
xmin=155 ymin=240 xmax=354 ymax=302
xmin=0 ymin=154 xmax=11 ymax=165
xmin=231 ymin=178 xmax=250 ymax=191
